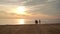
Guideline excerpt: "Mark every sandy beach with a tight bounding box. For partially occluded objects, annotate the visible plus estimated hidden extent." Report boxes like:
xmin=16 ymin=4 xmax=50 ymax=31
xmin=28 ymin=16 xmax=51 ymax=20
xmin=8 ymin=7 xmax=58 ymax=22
xmin=0 ymin=24 xmax=60 ymax=34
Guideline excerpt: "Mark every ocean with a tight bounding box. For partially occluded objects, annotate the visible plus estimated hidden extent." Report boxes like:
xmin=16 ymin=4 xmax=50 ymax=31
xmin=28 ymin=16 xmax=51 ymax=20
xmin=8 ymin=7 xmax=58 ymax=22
xmin=0 ymin=19 xmax=60 ymax=25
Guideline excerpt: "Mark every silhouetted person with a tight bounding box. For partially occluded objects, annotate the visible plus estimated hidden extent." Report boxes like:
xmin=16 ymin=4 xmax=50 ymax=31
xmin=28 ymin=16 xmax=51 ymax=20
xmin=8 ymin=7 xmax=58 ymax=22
xmin=39 ymin=20 xmax=41 ymax=24
xmin=35 ymin=20 xmax=38 ymax=24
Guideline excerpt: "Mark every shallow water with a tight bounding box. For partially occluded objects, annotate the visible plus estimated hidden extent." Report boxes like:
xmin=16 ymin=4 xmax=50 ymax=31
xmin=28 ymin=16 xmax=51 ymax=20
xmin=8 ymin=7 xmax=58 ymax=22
xmin=0 ymin=19 xmax=60 ymax=25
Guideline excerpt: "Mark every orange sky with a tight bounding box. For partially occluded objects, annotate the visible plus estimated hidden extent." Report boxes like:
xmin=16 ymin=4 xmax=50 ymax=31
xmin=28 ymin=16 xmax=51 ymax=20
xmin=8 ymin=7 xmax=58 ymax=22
xmin=0 ymin=0 xmax=60 ymax=19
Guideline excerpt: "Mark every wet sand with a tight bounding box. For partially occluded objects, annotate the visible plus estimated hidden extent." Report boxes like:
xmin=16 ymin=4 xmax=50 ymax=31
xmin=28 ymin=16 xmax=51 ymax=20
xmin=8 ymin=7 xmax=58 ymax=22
xmin=0 ymin=24 xmax=60 ymax=34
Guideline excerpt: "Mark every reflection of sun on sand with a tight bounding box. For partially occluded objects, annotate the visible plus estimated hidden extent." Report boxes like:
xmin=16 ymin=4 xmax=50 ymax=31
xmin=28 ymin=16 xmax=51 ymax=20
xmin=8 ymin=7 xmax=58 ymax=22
xmin=18 ymin=19 xmax=25 ymax=24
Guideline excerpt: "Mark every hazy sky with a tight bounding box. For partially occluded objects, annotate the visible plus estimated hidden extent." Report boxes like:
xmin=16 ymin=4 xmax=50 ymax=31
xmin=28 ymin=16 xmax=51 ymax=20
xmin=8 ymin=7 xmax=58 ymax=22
xmin=0 ymin=0 xmax=60 ymax=19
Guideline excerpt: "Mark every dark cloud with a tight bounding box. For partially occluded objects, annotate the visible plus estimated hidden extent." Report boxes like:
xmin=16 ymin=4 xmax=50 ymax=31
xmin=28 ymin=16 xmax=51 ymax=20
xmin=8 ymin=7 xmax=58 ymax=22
xmin=56 ymin=0 xmax=60 ymax=10
xmin=26 ymin=0 xmax=60 ymax=17
xmin=24 ymin=0 xmax=46 ymax=6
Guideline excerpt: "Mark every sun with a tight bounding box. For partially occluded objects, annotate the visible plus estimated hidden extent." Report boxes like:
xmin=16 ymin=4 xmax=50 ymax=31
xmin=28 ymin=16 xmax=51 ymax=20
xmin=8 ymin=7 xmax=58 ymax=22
xmin=16 ymin=6 xmax=27 ymax=14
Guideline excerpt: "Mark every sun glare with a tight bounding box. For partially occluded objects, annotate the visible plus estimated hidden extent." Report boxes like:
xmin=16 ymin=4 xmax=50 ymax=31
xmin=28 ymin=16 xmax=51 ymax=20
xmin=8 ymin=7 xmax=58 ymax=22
xmin=19 ymin=19 xmax=25 ymax=24
xmin=16 ymin=6 xmax=27 ymax=14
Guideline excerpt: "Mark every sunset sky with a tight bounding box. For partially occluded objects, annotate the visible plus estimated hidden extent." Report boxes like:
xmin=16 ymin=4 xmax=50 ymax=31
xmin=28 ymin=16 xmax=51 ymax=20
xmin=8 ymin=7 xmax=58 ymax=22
xmin=0 ymin=0 xmax=60 ymax=19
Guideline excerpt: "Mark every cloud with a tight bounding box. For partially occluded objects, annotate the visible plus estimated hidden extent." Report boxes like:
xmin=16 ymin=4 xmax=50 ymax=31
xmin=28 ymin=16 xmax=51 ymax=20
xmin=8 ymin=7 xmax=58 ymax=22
xmin=0 ymin=0 xmax=18 ymax=3
xmin=0 ymin=12 xmax=53 ymax=19
xmin=0 ymin=0 xmax=22 ymax=5
xmin=27 ymin=0 xmax=60 ymax=16
xmin=47 ymin=0 xmax=57 ymax=2
xmin=0 ymin=0 xmax=60 ymax=19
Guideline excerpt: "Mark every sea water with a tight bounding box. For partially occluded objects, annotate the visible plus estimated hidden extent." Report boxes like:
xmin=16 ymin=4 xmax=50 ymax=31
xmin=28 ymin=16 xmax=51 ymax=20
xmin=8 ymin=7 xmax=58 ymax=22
xmin=0 ymin=19 xmax=60 ymax=25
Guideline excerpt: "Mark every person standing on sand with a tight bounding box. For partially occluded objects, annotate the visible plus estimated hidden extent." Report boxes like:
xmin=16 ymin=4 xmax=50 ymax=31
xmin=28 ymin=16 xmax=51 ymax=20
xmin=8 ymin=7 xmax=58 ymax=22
xmin=39 ymin=20 xmax=41 ymax=24
xmin=35 ymin=20 xmax=38 ymax=24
